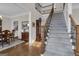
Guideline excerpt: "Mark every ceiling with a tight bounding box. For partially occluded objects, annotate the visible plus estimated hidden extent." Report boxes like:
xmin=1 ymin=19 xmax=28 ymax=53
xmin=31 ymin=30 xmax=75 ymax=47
xmin=0 ymin=3 xmax=53 ymax=17
xmin=0 ymin=3 xmax=33 ymax=16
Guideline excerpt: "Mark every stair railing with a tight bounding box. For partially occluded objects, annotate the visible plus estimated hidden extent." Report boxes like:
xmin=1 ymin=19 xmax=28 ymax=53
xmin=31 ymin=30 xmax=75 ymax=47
xmin=40 ymin=4 xmax=54 ymax=54
xmin=69 ymin=15 xmax=79 ymax=56
xmin=33 ymin=4 xmax=54 ymax=54
xmin=43 ymin=4 xmax=54 ymax=41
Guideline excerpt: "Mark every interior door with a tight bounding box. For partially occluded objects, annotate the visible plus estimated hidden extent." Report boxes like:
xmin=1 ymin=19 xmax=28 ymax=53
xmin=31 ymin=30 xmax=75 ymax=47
xmin=36 ymin=18 xmax=42 ymax=41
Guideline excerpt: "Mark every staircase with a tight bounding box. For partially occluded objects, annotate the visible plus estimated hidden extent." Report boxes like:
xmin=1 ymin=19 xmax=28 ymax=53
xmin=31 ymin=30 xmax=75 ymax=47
xmin=43 ymin=12 xmax=74 ymax=56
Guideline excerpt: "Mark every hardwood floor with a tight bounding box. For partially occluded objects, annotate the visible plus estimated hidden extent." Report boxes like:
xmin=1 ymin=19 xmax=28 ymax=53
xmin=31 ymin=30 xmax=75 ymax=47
xmin=0 ymin=42 xmax=42 ymax=56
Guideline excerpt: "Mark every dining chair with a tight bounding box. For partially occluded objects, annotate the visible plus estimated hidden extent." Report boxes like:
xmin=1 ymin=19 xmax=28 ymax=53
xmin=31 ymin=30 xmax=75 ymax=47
xmin=1 ymin=30 xmax=11 ymax=47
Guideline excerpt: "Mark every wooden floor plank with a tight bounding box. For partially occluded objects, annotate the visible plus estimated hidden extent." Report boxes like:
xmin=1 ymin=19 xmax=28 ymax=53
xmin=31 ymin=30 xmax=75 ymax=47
xmin=0 ymin=42 xmax=42 ymax=56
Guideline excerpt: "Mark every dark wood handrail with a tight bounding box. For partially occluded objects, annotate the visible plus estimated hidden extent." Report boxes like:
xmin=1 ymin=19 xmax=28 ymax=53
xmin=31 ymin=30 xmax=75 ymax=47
xmin=63 ymin=3 xmax=65 ymax=10
xmin=43 ymin=4 xmax=54 ymax=40
xmin=69 ymin=15 xmax=76 ymax=26
xmin=69 ymin=14 xmax=79 ymax=56
xmin=69 ymin=15 xmax=79 ymax=26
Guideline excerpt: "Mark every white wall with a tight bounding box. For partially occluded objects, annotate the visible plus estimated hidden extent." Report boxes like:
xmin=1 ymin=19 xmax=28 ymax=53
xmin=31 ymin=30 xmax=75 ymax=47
xmin=41 ymin=14 xmax=49 ymax=26
xmin=64 ymin=4 xmax=68 ymax=32
xmin=54 ymin=3 xmax=63 ymax=13
xmin=72 ymin=3 xmax=79 ymax=22
xmin=2 ymin=3 xmax=50 ymax=44
xmin=24 ymin=4 xmax=42 ymax=43
xmin=68 ymin=3 xmax=72 ymax=33
xmin=2 ymin=13 xmax=29 ymax=39
xmin=11 ymin=13 xmax=29 ymax=39
xmin=64 ymin=3 xmax=72 ymax=33
xmin=72 ymin=9 xmax=79 ymax=22
xmin=2 ymin=16 xmax=12 ymax=31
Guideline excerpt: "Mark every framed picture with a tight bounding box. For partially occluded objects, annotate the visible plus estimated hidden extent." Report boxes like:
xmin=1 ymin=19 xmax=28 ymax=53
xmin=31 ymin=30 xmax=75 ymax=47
xmin=22 ymin=21 xmax=29 ymax=32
